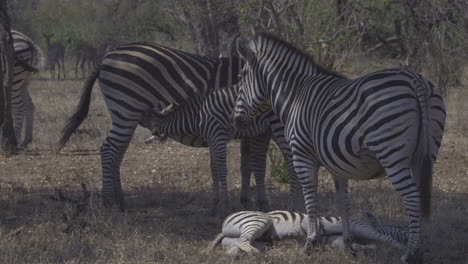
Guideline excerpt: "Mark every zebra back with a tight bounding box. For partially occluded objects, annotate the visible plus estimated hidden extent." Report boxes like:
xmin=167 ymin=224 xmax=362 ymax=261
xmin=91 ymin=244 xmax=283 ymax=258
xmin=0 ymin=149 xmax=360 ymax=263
xmin=12 ymin=30 xmax=45 ymax=71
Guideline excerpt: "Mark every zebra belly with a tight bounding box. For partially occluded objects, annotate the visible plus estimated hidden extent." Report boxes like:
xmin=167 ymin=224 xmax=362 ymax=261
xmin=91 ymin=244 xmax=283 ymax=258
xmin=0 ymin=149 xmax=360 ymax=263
xmin=321 ymin=150 xmax=385 ymax=180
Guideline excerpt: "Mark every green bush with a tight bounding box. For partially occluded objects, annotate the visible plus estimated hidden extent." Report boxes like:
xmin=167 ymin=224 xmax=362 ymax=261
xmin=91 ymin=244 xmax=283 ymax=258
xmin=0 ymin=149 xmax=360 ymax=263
xmin=267 ymin=142 xmax=289 ymax=184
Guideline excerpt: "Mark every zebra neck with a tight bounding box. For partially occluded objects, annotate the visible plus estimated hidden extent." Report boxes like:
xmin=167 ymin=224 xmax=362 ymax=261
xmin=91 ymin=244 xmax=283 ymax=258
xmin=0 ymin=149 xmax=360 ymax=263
xmin=209 ymin=56 xmax=242 ymax=91
xmin=267 ymin=75 xmax=307 ymax=124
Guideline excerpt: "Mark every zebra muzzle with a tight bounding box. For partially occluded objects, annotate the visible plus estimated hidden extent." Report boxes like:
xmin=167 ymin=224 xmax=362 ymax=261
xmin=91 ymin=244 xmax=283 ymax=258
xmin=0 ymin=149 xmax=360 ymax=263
xmin=233 ymin=115 xmax=250 ymax=130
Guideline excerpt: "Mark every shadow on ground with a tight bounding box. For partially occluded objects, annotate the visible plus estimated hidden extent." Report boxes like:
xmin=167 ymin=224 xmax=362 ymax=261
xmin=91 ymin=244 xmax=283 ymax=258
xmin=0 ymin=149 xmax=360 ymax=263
xmin=0 ymin=181 xmax=466 ymax=263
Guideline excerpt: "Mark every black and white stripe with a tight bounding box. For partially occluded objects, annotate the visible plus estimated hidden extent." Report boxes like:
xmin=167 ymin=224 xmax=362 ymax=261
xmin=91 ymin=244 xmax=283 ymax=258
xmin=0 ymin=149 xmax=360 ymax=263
xmin=140 ymin=85 xmax=302 ymax=216
xmin=11 ymin=30 xmax=45 ymax=148
xmin=363 ymin=211 xmax=408 ymax=245
xmin=206 ymin=210 xmax=408 ymax=255
xmin=58 ymin=42 xmax=242 ymax=209
xmin=233 ymin=34 xmax=446 ymax=262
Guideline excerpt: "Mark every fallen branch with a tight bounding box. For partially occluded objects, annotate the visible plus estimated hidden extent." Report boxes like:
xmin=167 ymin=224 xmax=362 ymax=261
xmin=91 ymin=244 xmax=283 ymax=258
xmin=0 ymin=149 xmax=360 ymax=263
xmin=366 ymin=36 xmax=401 ymax=54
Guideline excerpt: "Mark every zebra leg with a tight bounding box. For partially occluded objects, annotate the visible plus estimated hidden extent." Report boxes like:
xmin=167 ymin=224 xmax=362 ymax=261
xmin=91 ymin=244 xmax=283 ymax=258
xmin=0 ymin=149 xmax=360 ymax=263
xmin=227 ymin=214 xmax=272 ymax=256
xmin=334 ymin=177 xmax=354 ymax=254
xmin=240 ymin=137 xmax=253 ymax=210
xmin=363 ymin=211 xmax=409 ymax=245
xmin=222 ymin=238 xmax=267 ymax=253
xmin=290 ymin=142 xmax=321 ymax=254
xmin=74 ymin=56 xmax=80 ymax=79
xmin=11 ymin=87 xmax=25 ymax=144
xmin=49 ymin=63 xmax=54 ymax=80
xmin=209 ymin=137 xmax=230 ymax=217
xmin=204 ymin=233 xmax=225 ymax=253
xmin=249 ymin=134 xmax=270 ymax=212
xmin=348 ymin=217 xmax=407 ymax=251
xmin=100 ymin=122 xmax=138 ymax=210
xmin=384 ymin=165 xmax=423 ymax=263
xmin=59 ymin=59 xmax=66 ymax=79
xmin=57 ymin=61 xmax=61 ymax=80
xmin=19 ymin=83 xmax=34 ymax=148
xmin=209 ymin=148 xmax=220 ymax=216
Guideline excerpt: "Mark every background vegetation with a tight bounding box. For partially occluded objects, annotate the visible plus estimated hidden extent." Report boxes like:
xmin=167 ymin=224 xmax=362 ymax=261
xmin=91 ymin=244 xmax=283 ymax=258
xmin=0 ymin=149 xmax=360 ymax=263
xmin=9 ymin=0 xmax=468 ymax=94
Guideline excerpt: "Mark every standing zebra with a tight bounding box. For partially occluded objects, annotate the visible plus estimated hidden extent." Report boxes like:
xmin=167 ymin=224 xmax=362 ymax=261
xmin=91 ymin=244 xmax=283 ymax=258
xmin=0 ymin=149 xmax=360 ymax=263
xmin=57 ymin=42 xmax=242 ymax=210
xmin=11 ymin=30 xmax=45 ymax=148
xmin=42 ymin=33 xmax=65 ymax=80
xmin=140 ymin=85 xmax=302 ymax=216
xmin=206 ymin=210 xmax=408 ymax=256
xmin=233 ymin=34 xmax=445 ymax=263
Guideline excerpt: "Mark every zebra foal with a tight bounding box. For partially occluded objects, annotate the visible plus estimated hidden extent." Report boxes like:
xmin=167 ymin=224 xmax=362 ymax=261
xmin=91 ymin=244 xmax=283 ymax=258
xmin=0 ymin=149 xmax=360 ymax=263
xmin=206 ymin=210 xmax=408 ymax=256
xmin=57 ymin=41 xmax=242 ymax=210
xmin=11 ymin=30 xmax=45 ymax=148
xmin=140 ymin=86 xmax=302 ymax=216
xmin=233 ymin=34 xmax=445 ymax=263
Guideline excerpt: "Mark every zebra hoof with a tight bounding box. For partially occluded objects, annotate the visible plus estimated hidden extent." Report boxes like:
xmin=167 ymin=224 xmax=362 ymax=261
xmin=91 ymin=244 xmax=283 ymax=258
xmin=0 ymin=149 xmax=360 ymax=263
xmin=103 ymin=197 xmax=125 ymax=211
xmin=401 ymin=250 xmax=423 ymax=264
xmin=15 ymin=146 xmax=24 ymax=153
xmin=303 ymin=237 xmax=320 ymax=255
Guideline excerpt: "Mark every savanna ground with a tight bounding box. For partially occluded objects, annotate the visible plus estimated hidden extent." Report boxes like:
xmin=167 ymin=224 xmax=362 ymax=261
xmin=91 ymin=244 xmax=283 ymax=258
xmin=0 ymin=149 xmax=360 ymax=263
xmin=0 ymin=58 xmax=467 ymax=264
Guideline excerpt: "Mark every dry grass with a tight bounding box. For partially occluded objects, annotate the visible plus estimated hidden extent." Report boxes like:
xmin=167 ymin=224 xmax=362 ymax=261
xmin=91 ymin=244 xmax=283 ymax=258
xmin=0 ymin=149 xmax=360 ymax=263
xmin=0 ymin=63 xmax=467 ymax=264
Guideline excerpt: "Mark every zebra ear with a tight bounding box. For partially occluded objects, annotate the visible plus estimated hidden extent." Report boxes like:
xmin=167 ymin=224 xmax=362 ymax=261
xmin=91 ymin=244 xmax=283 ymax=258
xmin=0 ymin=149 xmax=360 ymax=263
xmin=236 ymin=38 xmax=255 ymax=65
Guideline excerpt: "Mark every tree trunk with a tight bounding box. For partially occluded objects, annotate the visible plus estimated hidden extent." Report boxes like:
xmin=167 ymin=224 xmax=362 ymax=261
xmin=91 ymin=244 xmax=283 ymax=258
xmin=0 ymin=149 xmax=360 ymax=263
xmin=0 ymin=1 xmax=18 ymax=154
xmin=198 ymin=0 xmax=219 ymax=57
xmin=464 ymin=3 xmax=468 ymax=59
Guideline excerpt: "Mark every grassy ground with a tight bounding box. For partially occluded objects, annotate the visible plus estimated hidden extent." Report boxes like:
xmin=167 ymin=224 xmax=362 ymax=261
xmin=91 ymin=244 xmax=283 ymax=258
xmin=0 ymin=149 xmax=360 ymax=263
xmin=0 ymin=63 xmax=467 ymax=264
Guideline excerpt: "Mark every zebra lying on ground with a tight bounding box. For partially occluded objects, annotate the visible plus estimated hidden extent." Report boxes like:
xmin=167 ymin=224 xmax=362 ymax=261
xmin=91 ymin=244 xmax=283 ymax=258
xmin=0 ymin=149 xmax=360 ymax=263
xmin=11 ymin=30 xmax=45 ymax=149
xmin=233 ymin=34 xmax=445 ymax=263
xmin=206 ymin=210 xmax=408 ymax=256
xmin=140 ymin=86 xmax=302 ymax=216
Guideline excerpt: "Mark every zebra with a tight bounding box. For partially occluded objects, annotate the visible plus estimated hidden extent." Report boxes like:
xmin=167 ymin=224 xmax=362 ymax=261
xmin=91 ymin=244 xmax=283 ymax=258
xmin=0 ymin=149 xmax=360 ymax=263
xmin=233 ymin=34 xmax=446 ymax=263
xmin=75 ymin=43 xmax=98 ymax=79
xmin=11 ymin=30 xmax=45 ymax=149
xmin=363 ymin=211 xmax=409 ymax=245
xmin=42 ymin=33 xmax=66 ymax=80
xmin=139 ymin=85 xmax=302 ymax=216
xmin=57 ymin=41 xmax=243 ymax=210
xmin=205 ymin=210 xmax=408 ymax=256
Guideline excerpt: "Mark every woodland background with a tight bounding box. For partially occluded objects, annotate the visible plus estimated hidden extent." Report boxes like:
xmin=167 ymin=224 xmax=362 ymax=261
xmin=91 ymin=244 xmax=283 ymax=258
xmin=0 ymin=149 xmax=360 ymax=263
xmin=10 ymin=0 xmax=468 ymax=95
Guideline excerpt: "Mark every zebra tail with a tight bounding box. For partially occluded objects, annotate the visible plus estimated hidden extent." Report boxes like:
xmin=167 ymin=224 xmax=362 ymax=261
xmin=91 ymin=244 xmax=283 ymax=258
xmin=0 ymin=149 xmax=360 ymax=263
xmin=31 ymin=41 xmax=46 ymax=70
xmin=204 ymin=233 xmax=225 ymax=253
xmin=413 ymin=74 xmax=433 ymax=220
xmin=56 ymin=67 xmax=100 ymax=151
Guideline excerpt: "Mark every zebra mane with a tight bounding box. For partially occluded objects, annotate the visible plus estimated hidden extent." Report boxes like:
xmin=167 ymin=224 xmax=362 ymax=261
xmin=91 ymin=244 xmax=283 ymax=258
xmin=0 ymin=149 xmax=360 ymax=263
xmin=253 ymin=33 xmax=346 ymax=79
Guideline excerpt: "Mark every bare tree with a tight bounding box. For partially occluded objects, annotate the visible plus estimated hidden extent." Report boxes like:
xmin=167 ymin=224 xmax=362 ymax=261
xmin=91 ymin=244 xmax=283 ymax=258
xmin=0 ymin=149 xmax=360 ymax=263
xmin=167 ymin=0 xmax=240 ymax=57
xmin=0 ymin=1 xmax=17 ymax=154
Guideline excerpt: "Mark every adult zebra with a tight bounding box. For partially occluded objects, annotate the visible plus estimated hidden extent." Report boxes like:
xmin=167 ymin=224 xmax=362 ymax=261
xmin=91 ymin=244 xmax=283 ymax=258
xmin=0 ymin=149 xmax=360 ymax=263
xmin=140 ymin=85 xmax=302 ymax=216
xmin=233 ymin=34 xmax=445 ymax=263
xmin=11 ymin=30 xmax=45 ymax=148
xmin=57 ymin=42 xmax=242 ymax=210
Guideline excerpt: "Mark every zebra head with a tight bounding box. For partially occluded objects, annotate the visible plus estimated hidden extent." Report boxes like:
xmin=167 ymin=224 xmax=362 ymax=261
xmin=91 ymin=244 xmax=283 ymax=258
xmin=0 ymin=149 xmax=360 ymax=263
xmin=233 ymin=38 xmax=269 ymax=130
xmin=139 ymin=104 xmax=178 ymax=134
